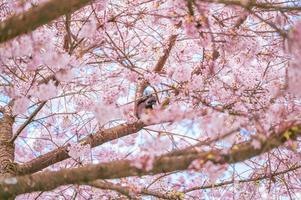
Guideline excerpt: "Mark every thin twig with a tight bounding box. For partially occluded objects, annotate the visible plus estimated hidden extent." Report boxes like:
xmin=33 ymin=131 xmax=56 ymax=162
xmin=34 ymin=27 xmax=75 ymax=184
xmin=10 ymin=101 xmax=46 ymax=143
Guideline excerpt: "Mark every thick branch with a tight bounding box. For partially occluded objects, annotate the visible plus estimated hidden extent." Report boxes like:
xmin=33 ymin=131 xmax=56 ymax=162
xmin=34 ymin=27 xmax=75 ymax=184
xmin=0 ymin=114 xmax=15 ymax=177
xmin=16 ymin=121 xmax=144 ymax=175
xmin=2 ymin=125 xmax=300 ymax=198
xmin=153 ymin=35 xmax=178 ymax=73
xmin=0 ymin=0 xmax=92 ymax=44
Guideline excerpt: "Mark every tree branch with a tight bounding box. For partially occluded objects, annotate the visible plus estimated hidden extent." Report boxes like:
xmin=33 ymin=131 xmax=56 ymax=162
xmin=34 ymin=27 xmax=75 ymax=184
xmin=134 ymin=34 xmax=177 ymax=116
xmin=183 ymin=164 xmax=301 ymax=192
xmin=201 ymin=0 xmax=301 ymax=11
xmin=9 ymin=101 xmax=47 ymax=143
xmin=89 ymin=180 xmax=180 ymax=199
xmin=2 ymin=124 xmax=300 ymax=198
xmin=16 ymin=121 xmax=145 ymax=175
xmin=0 ymin=0 xmax=93 ymax=44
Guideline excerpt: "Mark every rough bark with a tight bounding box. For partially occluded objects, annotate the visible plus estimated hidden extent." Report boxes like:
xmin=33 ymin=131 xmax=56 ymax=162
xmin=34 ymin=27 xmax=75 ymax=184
xmin=0 ymin=0 xmax=92 ymax=44
xmin=0 ymin=124 xmax=300 ymax=199
xmin=0 ymin=114 xmax=15 ymax=177
xmin=17 ymin=121 xmax=145 ymax=175
xmin=0 ymin=113 xmax=16 ymax=200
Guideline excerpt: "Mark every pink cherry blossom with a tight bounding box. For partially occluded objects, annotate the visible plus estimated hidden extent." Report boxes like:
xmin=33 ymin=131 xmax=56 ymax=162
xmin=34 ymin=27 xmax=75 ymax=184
xmin=251 ymin=139 xmax=261 ymax=149
xmin=13 ymin=97 xmax=30 ymax=115
xmin=78 ymin=18 xmax=97 ymax=39
xmin=131 ymin=154 xmax=155 ymax=171
xmin=36 ymin=81 xmax=58 ymax=101
xmin=94 ymin=102 xmax=121 ymax=124
xmin=68 ymin=143 xmax=91 ymax=160
xmin=0 ymin=0 xmax=301 ymax=199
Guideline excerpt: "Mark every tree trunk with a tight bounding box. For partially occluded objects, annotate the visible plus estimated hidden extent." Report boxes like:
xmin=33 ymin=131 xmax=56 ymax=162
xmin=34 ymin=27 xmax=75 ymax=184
xmin=0 ymin=113 xmax=16 ymax=199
